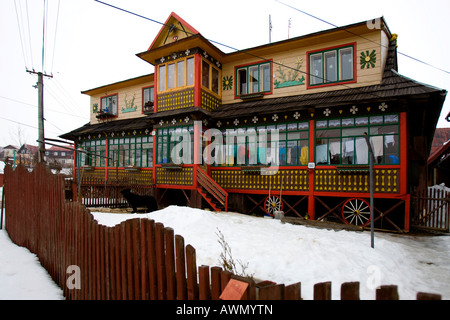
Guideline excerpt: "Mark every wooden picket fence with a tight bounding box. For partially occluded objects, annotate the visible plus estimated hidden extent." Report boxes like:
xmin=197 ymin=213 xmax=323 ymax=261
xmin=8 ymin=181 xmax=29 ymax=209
xmin=2 ymin=164 xmax=442 ymax=300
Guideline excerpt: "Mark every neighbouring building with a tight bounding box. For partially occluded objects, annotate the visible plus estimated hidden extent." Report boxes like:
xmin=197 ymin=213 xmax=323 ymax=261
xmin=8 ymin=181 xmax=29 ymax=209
xmin=61 ymin=13 xmax=447 ymax=232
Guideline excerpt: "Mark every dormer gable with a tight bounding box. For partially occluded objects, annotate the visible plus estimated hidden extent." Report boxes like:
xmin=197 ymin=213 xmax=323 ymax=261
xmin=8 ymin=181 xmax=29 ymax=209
xmin=148 ymin=12 xmax=199 ymax=51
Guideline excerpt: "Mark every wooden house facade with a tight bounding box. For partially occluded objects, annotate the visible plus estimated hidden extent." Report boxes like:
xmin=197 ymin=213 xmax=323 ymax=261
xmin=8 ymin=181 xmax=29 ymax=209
xmin=61 ymin=13 xmax=447 ymax=232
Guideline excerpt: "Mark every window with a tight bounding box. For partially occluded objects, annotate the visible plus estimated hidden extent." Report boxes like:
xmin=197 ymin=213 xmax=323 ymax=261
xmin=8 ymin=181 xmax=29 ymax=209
xmin=308 ymin=44 xmax=355 ymax=87
xmin=78 ymin=139 xmax=106 ymax=167
xmin=218 ymin=122 xmax=309 ymax=167
xmin=157 ymin=126 xmax=194 ymax=164
xmin=158 ymin=57 xmax=195 ymax=92
xmin=143 ymin=86 xmax=154 ymax=112
xmin=202 ymin=59 xmax=220 ymax=95
xmin=108 ymin=136 xmax=153 ymax=168
xmin=100 ymin=94 xmax=118 ymax=115
xmin=235 ymin=61 xmax=272 ymax=97
xmin=315 ymin=114 xmax=399 ymax=165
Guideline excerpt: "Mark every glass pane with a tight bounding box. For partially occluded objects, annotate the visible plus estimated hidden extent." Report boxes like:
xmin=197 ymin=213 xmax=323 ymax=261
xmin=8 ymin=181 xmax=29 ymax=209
xmin=355 ymin=117 xmax=368 ymax=126
xmin=159 ymin=65 xmax=166 ymax=91
xmin=370 ymin=116 xmax=383 ymax=125
xmin=177 ymin=60 xmax=185 ymax=87
xmin=340 ymin=48 xmax=353 ymax=81
xmin=371 ymin=136 xmax=384 ymax=164
xmin=325 ymin=51 xmax=337 ymax=82
xmin=342 ymin=137 xmax=354 ymax=164
xmin=167 ymin=63 xmax=175 ymax=89
xmin=384 ymin=114 xmax=399 ymax=124
xmin=342 ymin=118 xmax=354 ymax=127
xmin=238 ymin=68 xmax=247 ymax=95
xmin=202 ymin=60 xmax=210 ymax=88
xmin=329 ymin=119 xmax=340 ymax=127
xmin=261 ymin=63 xmax=271 ymax=92
xmin=249 ymin=66 xmax=259 ymax=93
xmin=316 ymin=129 xmax=340 ymax=138
xmin=211 ymin=67 xmax=219 ymax=94
xmin=329 ymin=138 xmax=341 ymax=164
xmin=342 ymin=127 xmax=368 ymax=137
xmin=310 ymin=53 xmax=323 ymax=85
xmin=384 ymin=135 xmax=399 ymax=164
xmin=355 ymin=137 xmax=368 ymax=164
xmin=316 ymin=141 xmax=328 ymax=164
xmin=187 ymin=58 xmax=195 ymax=86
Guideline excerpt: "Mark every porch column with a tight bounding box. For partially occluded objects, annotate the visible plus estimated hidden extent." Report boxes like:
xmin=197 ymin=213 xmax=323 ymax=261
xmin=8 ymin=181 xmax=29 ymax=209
xmin=308 ymin=119 xmax=315 ymax=220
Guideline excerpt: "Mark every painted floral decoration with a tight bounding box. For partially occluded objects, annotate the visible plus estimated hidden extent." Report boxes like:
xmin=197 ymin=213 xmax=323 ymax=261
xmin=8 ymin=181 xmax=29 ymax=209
xmin=223 ymin=76 xmax=233 ymax=91
xmin=360 ymin=50 xmax=376 ymax=69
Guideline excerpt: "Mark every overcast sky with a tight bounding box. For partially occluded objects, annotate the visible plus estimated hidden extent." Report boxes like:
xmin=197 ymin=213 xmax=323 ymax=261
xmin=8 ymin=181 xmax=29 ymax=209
xmin=1 ymin=0 xmax=449 ymax=147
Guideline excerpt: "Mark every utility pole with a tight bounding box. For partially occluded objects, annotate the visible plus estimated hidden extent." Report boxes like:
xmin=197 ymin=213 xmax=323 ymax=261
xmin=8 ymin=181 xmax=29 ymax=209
xmin=27 ymin=69 xmax=53 ymax=163
xmin=269 ymin=15 xmax=273 ymax=43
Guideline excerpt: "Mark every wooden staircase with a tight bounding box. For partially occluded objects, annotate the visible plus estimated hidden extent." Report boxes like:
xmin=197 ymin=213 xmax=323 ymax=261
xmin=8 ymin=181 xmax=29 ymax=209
xmin=196 ymin=167 xmax=228 ymax=212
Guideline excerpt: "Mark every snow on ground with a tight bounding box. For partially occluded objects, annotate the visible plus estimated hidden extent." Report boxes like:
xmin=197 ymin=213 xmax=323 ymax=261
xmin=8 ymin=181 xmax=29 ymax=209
xmin=0 ymin=230 xmax=64 ymax=300
xmin=0 ymin=197 xmax=449 ymax=300
xmin=92 ymin=205 xmax=450 ymax=300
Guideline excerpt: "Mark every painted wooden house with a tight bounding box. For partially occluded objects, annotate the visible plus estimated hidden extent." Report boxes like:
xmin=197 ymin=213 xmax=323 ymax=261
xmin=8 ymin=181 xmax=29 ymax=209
xmin=61 ymin=13 xmax=447 ymax=232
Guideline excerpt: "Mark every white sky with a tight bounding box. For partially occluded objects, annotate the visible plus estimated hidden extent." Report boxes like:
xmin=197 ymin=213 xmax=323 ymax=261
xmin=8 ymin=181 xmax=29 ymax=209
xmin=1 ymin=0 xmax=450 ymax=147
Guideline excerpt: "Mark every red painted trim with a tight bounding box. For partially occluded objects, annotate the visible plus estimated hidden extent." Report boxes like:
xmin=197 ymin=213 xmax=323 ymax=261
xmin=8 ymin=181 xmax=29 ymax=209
xmin=194 ymin=54 xmax=202 ymax=107
xmin=156 ymin=184 xmax=194 ymax=190
xmin=154 ymin=70 xmax=158 ymax=112
xmin=306 ymin=42 xmax=357 ymax=90
xmin=308 ymin=119 xmax=315 ymax=219
xmin=400 ymin=112 xmax=407 ymax=195
xmin=147 ymin=12 xmax=199 ymax=51
xmin=234 ymin=59 xmax=273 ymax=100
xmin=152 ymin=129 xmax=157 ymax=183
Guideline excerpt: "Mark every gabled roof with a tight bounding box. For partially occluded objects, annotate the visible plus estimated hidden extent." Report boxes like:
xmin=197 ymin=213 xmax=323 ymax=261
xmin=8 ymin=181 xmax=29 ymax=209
xmin=148 ymin=12 xmax=199 ymax=51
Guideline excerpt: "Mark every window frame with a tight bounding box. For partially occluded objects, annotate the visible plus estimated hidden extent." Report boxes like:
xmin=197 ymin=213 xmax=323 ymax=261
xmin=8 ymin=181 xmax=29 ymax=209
xmin=216 ymin=121 xmax=309 ymax=167
xmin=307 ymin=43 xmax=356 ymax=89
xmin=108 ymin=136 xmax=154 ymax=168
xmin=99 ymin=94 xmax=118 ymax=117
xmin=142 ymin=85 xmax=154 ymax=113
xmin=314 ymin=114 xmax=400 ymax=166
xmin=157 ymin=56 xmax=195 ymax=93
xmin=201 ymin=58 xmax=221 ymax=97
xmin=234 ymin=60 xmax=273 ymax=99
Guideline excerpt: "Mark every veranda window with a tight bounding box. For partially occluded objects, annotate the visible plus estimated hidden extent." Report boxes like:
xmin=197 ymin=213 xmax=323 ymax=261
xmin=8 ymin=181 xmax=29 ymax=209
xmin=156 ymin=126 xmax=194 ymax=165
xmin=108 ymin=136 xmax=153 ymax=168
xmin=315 ymin=114 xmax=399 ymax=165
xmin=78 ymin=139 xmax=106 ymax=167
xmin=218 ymin=121 xmax=309 ymax=167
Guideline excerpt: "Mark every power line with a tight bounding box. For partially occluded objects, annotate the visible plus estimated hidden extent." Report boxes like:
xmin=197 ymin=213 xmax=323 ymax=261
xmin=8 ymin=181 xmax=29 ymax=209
xmin=275 ymin=0 xmax=450 ymax=76
xmin=93 ymin=0 xmax=385 ymax=100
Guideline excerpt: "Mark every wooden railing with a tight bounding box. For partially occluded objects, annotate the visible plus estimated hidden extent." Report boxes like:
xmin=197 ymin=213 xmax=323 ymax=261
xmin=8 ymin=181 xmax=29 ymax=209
xmin=196 ymin=166 xmax=228 ymax=212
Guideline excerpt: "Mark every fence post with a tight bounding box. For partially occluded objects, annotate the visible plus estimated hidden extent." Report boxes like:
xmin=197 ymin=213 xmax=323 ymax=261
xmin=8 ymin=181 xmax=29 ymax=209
xmin=175 ymin=234 xmax=187 ymax=300
xmin=186 ymin=244 xmax=198 ymax=300
xmin=155 ymin=222 xmax=166 ymax=300
xmin=164 ymin=227 xmax=176 ymax=300
xmin=376 ymin=285 xmax=399 ymax=300
xmin=199 ymin=265 xmax=211 ymax=300
xmin=210 ymin=266 xmax=223 ymax=300
xmin=314 ymin=281 xmax=332 ymax=300
xmin=341 ymin=282 xmax=360 ymax=300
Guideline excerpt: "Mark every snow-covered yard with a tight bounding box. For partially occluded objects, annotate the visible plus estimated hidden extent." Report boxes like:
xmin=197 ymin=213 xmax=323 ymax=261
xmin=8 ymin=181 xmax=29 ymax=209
xmin=0 ymin=197 xmax=449 ymax=300
xmin=91 ymin=206 xmax=450 ymax=300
